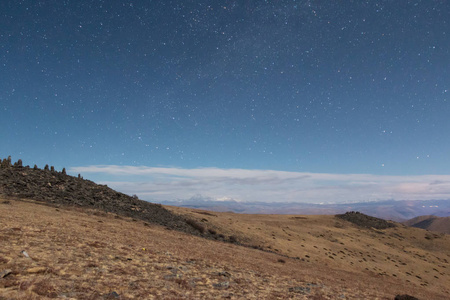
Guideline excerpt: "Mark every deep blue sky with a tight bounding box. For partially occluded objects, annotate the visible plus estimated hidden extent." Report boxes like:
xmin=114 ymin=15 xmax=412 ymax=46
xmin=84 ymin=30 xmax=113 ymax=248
xmin=1 ymin=1 xmax=449 ymax=177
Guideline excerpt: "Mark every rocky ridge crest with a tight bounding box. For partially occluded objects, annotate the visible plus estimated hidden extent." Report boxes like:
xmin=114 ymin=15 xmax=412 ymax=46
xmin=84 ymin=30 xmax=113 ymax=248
xmin=0 ymin=157 xmax=210 ymax=237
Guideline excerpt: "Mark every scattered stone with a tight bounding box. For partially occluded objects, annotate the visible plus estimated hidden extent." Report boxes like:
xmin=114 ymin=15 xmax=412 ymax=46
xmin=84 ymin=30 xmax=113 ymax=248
xmin=213 ymin=281 xmax=230 ymax=289
xmin=21 ymin=250 xmax=30 ymax=258
xmin=0 ymin=269 xmax=12 ymax=278
xmin=289 ymin=286 xmax=311 ymax=294
xmin=104 ymin=291 xmax=120 ymax=299
xmin=425 ymin=233 xmax=440 ymax=240
xmin=218 ymin=271 xmax=231 ymax=277
xmin=26 ymin=267 xmax=47 ymax=274
xmin=164 ymin=274 xmax=183 ymax=280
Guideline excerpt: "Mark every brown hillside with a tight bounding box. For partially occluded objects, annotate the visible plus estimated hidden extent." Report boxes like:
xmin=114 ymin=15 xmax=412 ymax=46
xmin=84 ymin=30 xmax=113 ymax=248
xmin=168 ymin=206 xmax=450 ymax=299
xmin=403 ymin=216 xmax=438 ymax=227
xmin=0 ymin=158 xmax=222 ymax=240
xmin=1 ymin=198 xmax=450 ymax=299
xmin=1 ymin=158 xmax=450 ymax=299
xmin=404 ymin=216 xmax=450 ymax=234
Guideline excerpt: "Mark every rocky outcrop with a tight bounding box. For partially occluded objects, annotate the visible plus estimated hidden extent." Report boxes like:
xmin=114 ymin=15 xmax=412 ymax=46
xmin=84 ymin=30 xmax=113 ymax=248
xmin=336 ymin=211 xmax=396 ymax=230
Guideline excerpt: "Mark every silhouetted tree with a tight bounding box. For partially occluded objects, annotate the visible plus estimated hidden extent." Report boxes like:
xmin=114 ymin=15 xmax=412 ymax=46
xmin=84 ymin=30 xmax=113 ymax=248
xmin=44 ymin=164 xmax=49 ymax=171
xmin=33 ymin=164 xmax=38 ymax=170
xmin=61 ymin=167 xmax=66 ymax=175
xmin=50 ymin=166 xmax=55 ymax=172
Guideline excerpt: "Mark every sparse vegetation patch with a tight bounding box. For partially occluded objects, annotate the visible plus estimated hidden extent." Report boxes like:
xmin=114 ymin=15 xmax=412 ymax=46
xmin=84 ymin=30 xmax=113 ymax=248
xmin=336 ymin=211 xmax=396 ymax=230
xmin=186 ymin=219 xmax=206 ymax=234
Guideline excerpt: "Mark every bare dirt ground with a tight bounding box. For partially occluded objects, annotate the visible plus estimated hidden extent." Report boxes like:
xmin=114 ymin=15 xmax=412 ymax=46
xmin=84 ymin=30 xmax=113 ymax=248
xmin=1 ymin=198 xmax=449 ymax=299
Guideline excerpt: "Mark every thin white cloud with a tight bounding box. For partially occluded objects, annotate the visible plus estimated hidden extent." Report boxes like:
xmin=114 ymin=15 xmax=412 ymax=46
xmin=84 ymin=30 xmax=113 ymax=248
xmin=69 ymin=165 xmax=450 ymax=204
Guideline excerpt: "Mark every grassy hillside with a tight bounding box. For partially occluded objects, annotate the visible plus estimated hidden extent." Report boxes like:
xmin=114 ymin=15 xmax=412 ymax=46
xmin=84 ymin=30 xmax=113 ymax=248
xmin=1 ymin=160 xmax=449 ymax=299
xmin=1 ymin=198 xmax=449 ymax=299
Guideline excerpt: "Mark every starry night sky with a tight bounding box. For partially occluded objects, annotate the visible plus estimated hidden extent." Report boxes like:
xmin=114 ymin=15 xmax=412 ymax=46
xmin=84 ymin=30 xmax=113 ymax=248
xmin=2 ymin=1 xmax=450 ymax=203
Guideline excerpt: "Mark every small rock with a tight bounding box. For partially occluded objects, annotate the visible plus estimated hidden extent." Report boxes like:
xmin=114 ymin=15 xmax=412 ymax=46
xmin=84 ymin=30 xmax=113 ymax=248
xmin=104 ymin=291 xmax=120 ymax=299
xmin=289 ymin=286 xmax=311 ymax=294
xmin=0 ymin=269 xmax=12 ymax=278
xmin=218 ymin=271 xmax=231 ymax=277
xmin=164 ymin=274 xmax=182 ymax=280
xmin=213 ymin=281 xmax=230 ymax=289
xmin=21 ymin=250 xmax=30 ymax=258
xmin=394 ymin=295 xmax=419 ymax=300
xmin=26 ymin=267 xmax=47 ymax=274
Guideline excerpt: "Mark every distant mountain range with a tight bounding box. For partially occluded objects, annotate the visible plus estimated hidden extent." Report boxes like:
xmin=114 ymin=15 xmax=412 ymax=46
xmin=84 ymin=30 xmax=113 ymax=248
xmin=159 ymin=197 xmax=450 ymax=222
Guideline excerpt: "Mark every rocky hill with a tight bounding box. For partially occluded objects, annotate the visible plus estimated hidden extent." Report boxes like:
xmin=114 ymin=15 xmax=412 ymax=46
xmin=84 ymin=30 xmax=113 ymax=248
xmin=0 ymin=157 xmax=218 ymax=239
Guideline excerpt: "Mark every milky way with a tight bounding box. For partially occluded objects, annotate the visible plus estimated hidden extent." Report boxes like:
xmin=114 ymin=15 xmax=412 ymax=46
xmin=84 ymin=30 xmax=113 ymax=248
xmin=1 ymin=1 xmax=449 ymax=178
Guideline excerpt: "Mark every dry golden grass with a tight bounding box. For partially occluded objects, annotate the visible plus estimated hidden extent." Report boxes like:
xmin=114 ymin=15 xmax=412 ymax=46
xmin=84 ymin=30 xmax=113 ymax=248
xmin=1 ymin=198 xmax=449 ymax=299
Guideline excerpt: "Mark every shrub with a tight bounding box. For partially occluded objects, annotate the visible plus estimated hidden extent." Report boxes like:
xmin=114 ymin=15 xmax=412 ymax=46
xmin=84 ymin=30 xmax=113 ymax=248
xmin=61 ymin=167 xmax=66 ymax=175
xmin=44 ymin=164 xmax=49 ymax=171
xmin=228 ymin=235 xmax=238 ymax=243
xmin=32 ymin=279 xmax=58 ymax=298
xmin=186 ymin=219 xmax=205 ymax=234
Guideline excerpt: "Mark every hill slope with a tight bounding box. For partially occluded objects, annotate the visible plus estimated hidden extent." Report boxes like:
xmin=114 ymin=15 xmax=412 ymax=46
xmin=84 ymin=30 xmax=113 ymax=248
xmin=0 ymin=159 xmax=220 ymax=240
xmin=404 ymin=215 xmax=450 ymax=234
xmin=1 ymin=198 xmax=450 ymax=299
xmin=1 ymin=158 xmax=450 ymax=299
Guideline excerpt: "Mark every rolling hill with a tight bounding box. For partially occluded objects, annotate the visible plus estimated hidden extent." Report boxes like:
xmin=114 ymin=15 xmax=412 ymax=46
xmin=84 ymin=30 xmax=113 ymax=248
xmin=1 ymin=159 xmax=449 ymax=299
xmin=404 ymin=215 xmax=450 ymax=234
